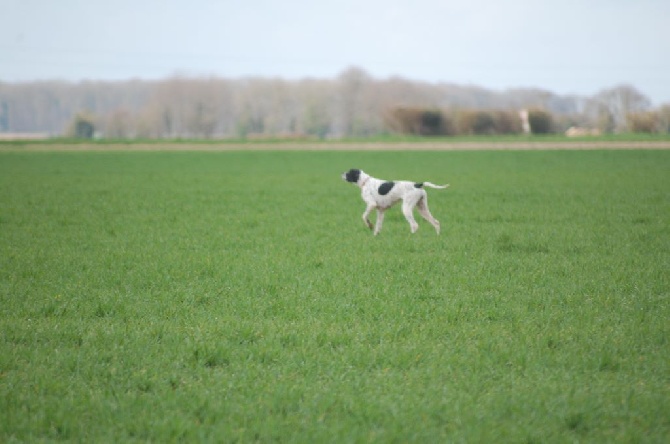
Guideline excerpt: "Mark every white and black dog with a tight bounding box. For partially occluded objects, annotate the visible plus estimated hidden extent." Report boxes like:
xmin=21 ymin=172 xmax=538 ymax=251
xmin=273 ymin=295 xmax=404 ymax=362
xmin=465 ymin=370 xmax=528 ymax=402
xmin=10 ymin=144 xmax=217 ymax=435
xmin=341 ymin=168 xmax=449 ymax=235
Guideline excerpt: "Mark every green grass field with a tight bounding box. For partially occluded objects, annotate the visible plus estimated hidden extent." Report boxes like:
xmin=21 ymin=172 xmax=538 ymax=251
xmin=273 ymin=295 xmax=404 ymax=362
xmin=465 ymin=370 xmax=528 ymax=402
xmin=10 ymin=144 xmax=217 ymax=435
xmin=1 ymin=148 xmax=668 ymax=442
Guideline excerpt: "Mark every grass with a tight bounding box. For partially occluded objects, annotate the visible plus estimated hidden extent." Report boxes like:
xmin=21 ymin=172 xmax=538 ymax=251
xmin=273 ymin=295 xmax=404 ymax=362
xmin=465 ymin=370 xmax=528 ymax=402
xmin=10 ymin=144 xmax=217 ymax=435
xmin=1 ymin=149 xmax=669 ymax=442
xmin=1 ymin=132 xmax=670 ymax=149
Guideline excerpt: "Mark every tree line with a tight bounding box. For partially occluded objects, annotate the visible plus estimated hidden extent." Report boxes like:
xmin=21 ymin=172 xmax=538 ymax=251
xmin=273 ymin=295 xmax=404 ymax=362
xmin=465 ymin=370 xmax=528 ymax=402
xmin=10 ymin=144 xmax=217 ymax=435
xmin=1 ymin=67 xmax=668 ymax=139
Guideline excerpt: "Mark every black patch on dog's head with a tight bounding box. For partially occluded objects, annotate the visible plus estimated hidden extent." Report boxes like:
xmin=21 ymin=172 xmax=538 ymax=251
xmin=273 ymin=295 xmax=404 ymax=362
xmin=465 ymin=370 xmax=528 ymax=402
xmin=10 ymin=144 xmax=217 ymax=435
xmin=414 ymin=182 xmax=424 ymax=188
xmin=344 ymin=168 xmax=361 ymax=183
xmin=378 ymin=181 xmax=395 ymax=195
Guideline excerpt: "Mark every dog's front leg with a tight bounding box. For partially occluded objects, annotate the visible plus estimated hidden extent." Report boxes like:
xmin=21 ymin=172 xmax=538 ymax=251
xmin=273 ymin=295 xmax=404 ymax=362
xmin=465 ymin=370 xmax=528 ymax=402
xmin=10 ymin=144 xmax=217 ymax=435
xmin=362 ymin=204 xmax=375 ymax=230
xmin=373 ymin=209 xmax=386 ymax=236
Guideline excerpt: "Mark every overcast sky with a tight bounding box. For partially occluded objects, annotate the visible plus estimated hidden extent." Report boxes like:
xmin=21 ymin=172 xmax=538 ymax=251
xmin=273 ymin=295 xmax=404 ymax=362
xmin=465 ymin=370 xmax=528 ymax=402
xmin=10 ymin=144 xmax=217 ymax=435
xmin=2 ymin=0 xmax=669 ymax=104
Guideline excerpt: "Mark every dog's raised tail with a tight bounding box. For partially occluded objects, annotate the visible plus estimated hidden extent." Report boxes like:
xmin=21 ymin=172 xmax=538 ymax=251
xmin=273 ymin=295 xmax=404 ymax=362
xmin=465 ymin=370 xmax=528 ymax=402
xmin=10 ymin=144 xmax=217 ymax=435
xmin=423 ymin=182 xmax=449 ymax=189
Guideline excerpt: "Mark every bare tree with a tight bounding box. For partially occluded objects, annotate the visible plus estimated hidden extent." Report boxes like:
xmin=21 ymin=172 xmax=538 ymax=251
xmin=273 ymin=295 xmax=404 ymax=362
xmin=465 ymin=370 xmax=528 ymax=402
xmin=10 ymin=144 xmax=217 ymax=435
xmin=104 ymin=109 xmax=134 ymax=138
xmin=589 ymin=84 xmax=651 ymax=132
xmin=294 ymin=78 xmax=334 ymax=138
xmin=336 ymin=67 xmax=373 ymax=136
xmin=0 ymin=70 xmax=663 ymax=138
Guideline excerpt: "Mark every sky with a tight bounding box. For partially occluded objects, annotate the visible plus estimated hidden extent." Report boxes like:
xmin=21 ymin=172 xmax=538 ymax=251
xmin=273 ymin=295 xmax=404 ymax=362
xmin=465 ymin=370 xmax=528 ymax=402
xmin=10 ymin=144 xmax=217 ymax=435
xmin=1 ymin=0 xmax=669 ymax=104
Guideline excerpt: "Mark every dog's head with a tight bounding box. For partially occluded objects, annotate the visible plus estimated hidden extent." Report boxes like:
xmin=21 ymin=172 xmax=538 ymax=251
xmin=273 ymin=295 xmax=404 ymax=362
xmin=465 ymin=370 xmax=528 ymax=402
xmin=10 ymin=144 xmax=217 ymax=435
xmin=342 ymin=168 xmax=362 ymax=184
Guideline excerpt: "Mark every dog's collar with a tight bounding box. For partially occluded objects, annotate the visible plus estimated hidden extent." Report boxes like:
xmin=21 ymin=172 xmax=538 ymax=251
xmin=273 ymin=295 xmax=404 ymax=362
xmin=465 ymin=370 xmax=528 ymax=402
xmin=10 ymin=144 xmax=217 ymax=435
xmin=360 ymin=177 xmax=369 ymax=187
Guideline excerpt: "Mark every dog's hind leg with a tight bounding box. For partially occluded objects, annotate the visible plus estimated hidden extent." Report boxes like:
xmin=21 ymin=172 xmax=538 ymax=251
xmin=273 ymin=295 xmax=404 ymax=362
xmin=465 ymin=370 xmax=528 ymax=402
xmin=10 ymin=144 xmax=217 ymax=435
xmin=402 ymin=201 xmax=419 ymax=233
xmin=416 ymin=196 xmax=441 ymax=234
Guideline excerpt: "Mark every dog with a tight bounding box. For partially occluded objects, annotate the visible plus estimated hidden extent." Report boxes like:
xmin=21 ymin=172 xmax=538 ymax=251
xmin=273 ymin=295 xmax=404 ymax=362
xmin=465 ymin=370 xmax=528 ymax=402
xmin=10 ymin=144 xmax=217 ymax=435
xmin=341 ymin=168 xmax=448 ymax=235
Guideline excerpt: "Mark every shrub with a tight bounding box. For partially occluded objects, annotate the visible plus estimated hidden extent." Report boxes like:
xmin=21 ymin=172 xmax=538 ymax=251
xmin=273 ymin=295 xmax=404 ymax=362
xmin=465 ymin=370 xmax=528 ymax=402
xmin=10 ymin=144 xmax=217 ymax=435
xmin=491 ymin=110 xmax=523 ymax=134
xmin=66 ymin=113 xmax=96 ymax=139
xmin=457 ymin=110 xmax=493 ymax=135
xmin=627 ymin=112 xmax=659 ymax=133
xmin=527 ymin=109 xmax=553 ymax=134
xmin=384 ymin=107 xmax=454 ymax=136
xmin=657 ymin=106 xmax=670 ymax=134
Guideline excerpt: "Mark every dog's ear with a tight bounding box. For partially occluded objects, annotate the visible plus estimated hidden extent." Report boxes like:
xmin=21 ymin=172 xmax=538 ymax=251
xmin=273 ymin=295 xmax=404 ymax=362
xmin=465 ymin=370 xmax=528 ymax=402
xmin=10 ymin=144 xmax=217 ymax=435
xmin=345 ymin=168 xmax=361 ymax=183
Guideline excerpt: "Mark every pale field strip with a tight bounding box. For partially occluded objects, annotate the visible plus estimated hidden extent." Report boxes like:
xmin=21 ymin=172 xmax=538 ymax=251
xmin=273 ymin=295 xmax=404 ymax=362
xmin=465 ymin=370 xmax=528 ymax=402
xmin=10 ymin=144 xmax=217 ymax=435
xmin=3 ymin=140 xmax=670 ymax=151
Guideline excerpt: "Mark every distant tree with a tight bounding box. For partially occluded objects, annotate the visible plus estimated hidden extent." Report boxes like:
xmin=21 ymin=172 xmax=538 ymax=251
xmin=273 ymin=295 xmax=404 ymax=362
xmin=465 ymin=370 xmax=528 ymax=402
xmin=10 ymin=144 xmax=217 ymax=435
xmin=657 ymin=105 xmax=670 ymax=133
xmin=458 ymin=110 xmax=497 ymax=135
xmin=0 ymin=101 xmax=8 ymax=131
xmin=337 ymin=67 xmax=373 ymax=136
xmin=527 ymin=109 xmax=553 ymax=134
xmin=2 ymin=75 xmax=664 ymax=139
xmin=492 ymin=110 xmax=523 ymax=134
xmin=627 ymin=111 xmax=659 ymax=133
xmin=385 ymin=107 xmax=454 ymax=136
xmin=385 ymin=107 xmax=420 ymax=134
xmin=104 ymin=109 xmax=133 ymax=138
xmin=303 ymin=102 xmax=331 ymax=138
xmin=419 ymin=109 xmax=445 ymax=135
xmin=471 ymin=111 xmax=497 ymax=135
xmin=187 ymin=101 xmax=217 ymax=138
xmin=66 ymin=113 xmax=96 ymax=138
xmin=590 ymin=85 xmax=650 ymax=132
xmin=594 ymin=104 xmax=616 ymax=134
